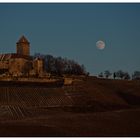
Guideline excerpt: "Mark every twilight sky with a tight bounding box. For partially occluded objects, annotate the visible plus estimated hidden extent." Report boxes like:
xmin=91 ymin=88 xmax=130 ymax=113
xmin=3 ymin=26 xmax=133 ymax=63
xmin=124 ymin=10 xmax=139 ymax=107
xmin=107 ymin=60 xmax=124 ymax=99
xmin=0 ymin=3 xmax=140 ymax=75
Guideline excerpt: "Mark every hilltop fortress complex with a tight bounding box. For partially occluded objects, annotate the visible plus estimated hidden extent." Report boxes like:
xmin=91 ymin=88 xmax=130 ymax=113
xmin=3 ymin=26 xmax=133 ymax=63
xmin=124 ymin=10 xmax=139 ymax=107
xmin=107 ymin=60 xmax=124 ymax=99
xmin=0 ymin=36 xmax=44 ymax=77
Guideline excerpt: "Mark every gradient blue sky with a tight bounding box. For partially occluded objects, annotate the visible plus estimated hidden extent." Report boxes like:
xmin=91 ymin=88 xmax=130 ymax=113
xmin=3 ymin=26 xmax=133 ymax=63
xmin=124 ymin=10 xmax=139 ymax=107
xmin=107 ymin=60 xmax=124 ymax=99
xmin=0 ymin=3 xmax=140 ymax=75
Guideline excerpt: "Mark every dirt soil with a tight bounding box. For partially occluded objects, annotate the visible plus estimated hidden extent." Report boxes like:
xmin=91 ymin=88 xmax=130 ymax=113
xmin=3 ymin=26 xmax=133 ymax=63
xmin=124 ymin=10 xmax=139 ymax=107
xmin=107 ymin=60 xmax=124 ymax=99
xmin=0 ymin=108 xmax=140 ymax=136
xmin=0 ymin=77 xmax=140 ymax=136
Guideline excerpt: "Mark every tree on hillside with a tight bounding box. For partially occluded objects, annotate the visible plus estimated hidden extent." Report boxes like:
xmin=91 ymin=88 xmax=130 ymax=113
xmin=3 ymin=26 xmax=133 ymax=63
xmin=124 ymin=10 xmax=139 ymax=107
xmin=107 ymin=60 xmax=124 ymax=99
xmin=98 ymin=72 xmax=103 ymax=78
xmin=33 ymin=53 xmax=87 ymax=76
xmin=116 ymin=70 xmax=125 ymax=79
xmin=113 ymin=72 xmax=117 ymax=79
xmin=123 ymin=72 xmax=130 ymax=80
xmin=104 ymin=70 xmax=112 ymax=78
xmin=115 ymin=70 xmax=130 ymax=80
xmin=132 ymin=71 xmax=140 ymax=80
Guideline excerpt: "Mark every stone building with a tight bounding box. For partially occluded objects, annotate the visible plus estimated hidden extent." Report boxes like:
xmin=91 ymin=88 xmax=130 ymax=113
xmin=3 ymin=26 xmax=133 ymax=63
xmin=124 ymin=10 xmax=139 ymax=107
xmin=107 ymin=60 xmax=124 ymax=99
xmin=16 ymin=35 xmax=30 ymax=56
xmin=0 ymin=36 xmax=44 ymax=77
xmin=33 ymin=58 xmax=44 ymax=77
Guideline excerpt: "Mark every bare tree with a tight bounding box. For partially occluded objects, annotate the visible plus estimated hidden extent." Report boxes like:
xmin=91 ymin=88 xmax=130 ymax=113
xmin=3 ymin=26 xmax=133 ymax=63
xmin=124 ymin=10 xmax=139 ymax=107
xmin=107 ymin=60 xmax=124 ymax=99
xmin=132 ymin=71 xmax=140 ymax=80
xmin=116 ymin=70 xmax=124 ymax=79
xmin=113 ymin=72 xmax=116 ymax=79
xmin=115 ymin=70 xmax=130 ymax=80
xmin=98 ymin=72 xmax=103 ymax=78
xmin=123 ymin=72 xmax=130 ymax=80
xmin=104 ymin=70 xmax=112 ymax=78
xmin=33 ymin=53 xmax=87 ymax=76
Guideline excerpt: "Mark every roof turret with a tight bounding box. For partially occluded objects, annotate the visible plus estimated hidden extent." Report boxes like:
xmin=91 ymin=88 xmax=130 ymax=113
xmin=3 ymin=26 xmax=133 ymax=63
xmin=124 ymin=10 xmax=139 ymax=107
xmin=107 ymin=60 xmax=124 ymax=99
xmin=17 ymin=35 xmax=30 ymax=44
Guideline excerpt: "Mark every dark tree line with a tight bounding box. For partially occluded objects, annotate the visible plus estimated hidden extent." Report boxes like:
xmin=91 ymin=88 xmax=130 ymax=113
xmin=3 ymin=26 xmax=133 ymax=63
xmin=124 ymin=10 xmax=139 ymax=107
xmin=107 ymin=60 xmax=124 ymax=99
xmin=98 ymin=70 xmax=140 ymax=80
xmin=113 ymin=70 xmax=131 ymax=80
xmin=34 ymin=53 xmax=87 ymax=76
xmin=132 ymin=71 xmax=140 ymax=80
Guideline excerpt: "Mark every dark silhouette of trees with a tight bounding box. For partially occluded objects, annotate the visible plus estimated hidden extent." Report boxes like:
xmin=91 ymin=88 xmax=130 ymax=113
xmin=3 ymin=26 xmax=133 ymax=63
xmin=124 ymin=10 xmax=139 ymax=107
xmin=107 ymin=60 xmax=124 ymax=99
xmin=113 ymin=72 xmax=116 ymax=79
xmin=132 ymin=71 xmax=140 ymax=80
xmin=123 ymin=72 xmax=130 ymax=80
xmin=113 ymin=70 xmax=130 ymax=80
xmin=98 ymin=72 xmax=103 ymax=78
xmin=115 ymin=70 xmax=124 ymax=79
xmin=98 ymin=70 xmax=130 ymax=80
xmin=44 ymin=55 xmax=55 ymax=73
xmin=34 ymin=54 xmax=138 ymax=80
xmin=33 ymin=53 xmax=87 ymax=76
xmin=104 ymin=70 xmax=112 ymax=78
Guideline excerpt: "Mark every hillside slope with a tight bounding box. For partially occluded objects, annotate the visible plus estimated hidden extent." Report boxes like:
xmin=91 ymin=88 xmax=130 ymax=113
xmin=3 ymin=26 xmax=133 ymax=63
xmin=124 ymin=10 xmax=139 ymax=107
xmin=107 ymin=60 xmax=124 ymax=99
xmin=0 ymin=77 xmax=140 ymax=136
xmin=0 ymin=77 xmax=140 ymax=114
xmin=62 ymin=77 xmax=140 ymax=111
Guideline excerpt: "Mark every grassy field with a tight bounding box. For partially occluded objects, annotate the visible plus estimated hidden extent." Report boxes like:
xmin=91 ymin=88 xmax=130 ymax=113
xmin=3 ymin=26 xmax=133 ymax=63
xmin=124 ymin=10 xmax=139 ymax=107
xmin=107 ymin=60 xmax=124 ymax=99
xmin=0 ymin=76 xmax=140 ymax=136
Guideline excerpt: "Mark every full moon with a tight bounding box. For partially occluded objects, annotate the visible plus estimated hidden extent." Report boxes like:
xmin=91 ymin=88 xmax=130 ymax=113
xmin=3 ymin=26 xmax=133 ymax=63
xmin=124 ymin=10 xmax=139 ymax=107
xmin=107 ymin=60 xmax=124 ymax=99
xmin=96 ymin=40 xmax=105 ymax=50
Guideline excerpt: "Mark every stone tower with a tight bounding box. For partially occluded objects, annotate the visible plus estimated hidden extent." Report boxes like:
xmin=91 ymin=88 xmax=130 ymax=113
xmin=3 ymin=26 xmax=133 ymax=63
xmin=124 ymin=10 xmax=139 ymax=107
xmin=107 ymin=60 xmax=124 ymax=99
xmin=16 ymin=35 xmax=30 ymax=56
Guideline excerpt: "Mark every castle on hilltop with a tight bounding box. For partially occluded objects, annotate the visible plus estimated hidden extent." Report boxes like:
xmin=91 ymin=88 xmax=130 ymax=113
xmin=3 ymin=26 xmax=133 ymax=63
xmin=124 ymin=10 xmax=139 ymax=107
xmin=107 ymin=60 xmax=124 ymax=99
xmin=0 ymin=36 xmax=44 ymax=77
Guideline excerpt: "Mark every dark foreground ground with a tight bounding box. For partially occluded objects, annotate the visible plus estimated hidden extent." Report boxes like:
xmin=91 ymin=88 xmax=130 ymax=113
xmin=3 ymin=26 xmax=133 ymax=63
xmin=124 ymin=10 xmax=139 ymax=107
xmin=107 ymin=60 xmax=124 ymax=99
xmin=0 ymin=108 xmax=140 ymax=137
xmin=0 ymin=76 xmax=140 ymax=136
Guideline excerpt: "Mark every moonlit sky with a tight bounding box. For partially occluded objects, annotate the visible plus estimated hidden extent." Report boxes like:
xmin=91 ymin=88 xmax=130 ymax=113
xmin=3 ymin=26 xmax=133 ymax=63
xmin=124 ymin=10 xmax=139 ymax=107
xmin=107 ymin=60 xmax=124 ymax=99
xmin=0 ymin=3 xmax=140 ymax=75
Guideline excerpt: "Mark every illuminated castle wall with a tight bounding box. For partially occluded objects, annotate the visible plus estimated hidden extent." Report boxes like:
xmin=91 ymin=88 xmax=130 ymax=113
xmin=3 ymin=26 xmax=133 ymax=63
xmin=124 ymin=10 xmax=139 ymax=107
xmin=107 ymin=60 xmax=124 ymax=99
xmin=0 ymin=36 xmax=43 ymax=77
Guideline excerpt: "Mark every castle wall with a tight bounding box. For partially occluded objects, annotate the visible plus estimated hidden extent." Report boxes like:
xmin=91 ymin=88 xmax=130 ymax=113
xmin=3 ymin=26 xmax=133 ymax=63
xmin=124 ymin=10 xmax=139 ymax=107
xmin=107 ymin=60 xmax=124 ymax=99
xmin=0 ymin=36 xmax=45 ymax=77
xmin=33 ymin=59 xmax=43 ymax=77
xmin=9 ymin=58 xmax=33 ymax=76
xmin=0 ymin=61 xmax=9 ymax=69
